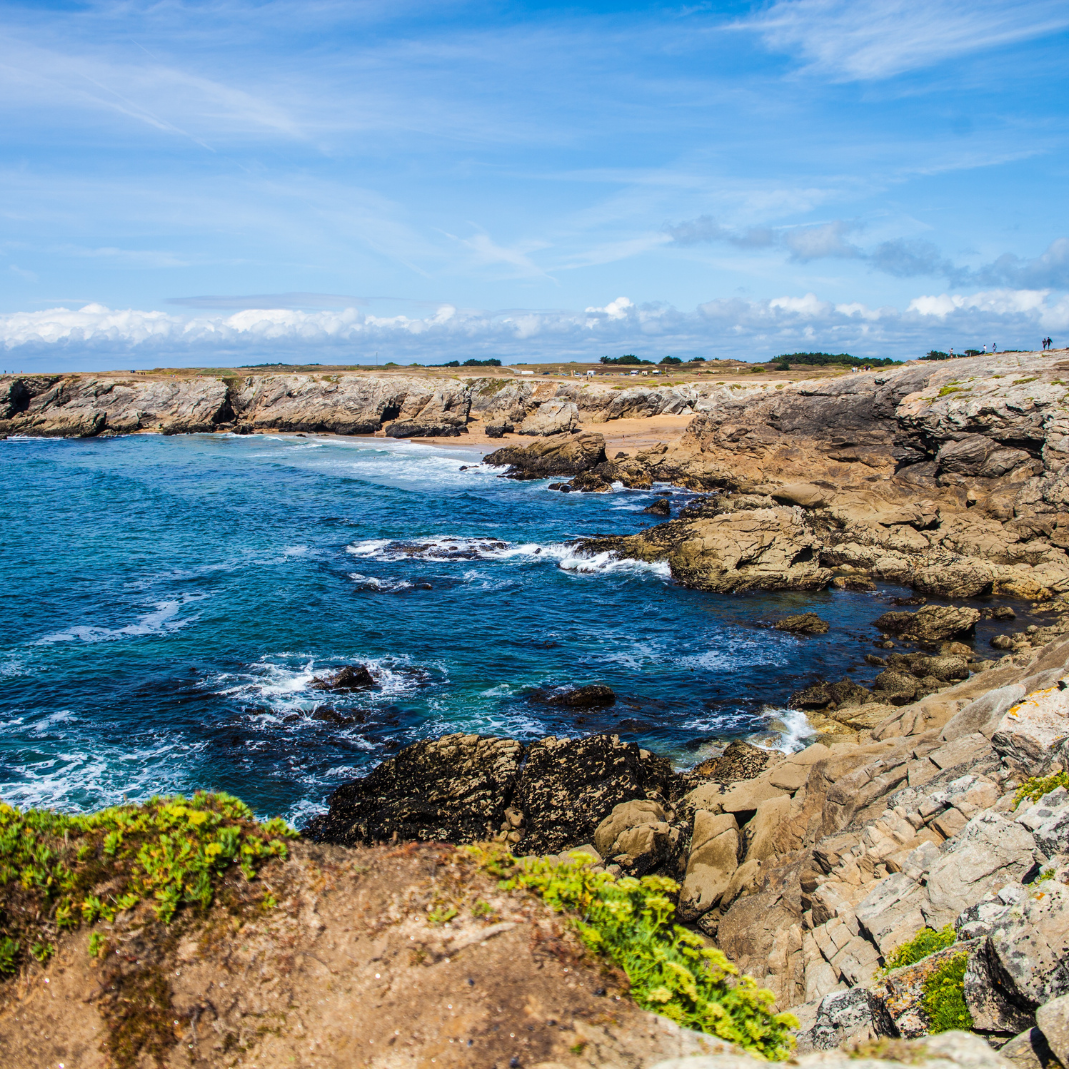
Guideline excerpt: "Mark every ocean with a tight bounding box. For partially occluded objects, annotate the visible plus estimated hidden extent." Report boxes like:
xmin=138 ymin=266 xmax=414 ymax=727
xmin=0 ymin=433 xmax=1013 ymax=825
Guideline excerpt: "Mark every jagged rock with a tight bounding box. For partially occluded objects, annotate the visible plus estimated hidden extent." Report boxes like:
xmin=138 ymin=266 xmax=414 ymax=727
xmin=513 ymin=734 xmax=676 ymax=855
xmin=925 ymin=812 xmax=1038 ymax=924
xmin=485 ymin=432 xmax=607 ymax=478
xmin=518 ymin=399 xmax=580 ymax=436
xmin=874 ymin=606 xmax=982 ymax=644
xmin=678 ymin=811 xmax=739 ymax=920
xmin=567 ymin=470 xmax=614 ymax=492
xmin=873 ymin=670 xmax=920 ymax=706
xmin=745 ymin=795 xmax=792 ymax=862
xmin=774 ymin=612 xmax=830 ymax=635
xmin=644 ymin=498 xmax=671 ymax=516
xmin=854 ymin=872 xmax=929 ymax=957
xmin=803 ymin=987 xmax=897 ymax=1050
xmin=966 ymin=942 xmax=1037 ymax=1035
xmin=986 ymin=879 xmax=1069 ymax=1010
xmin=992 ymin=687 xmax=1069 ymax=774
xmin=303 ymin=733 xmax=523 ymax=844
xmin=544 ymin=684 xmax=616 ymax=708
xmin=484 ymin=419 xmax=511 ymax=438
xmin=593 ymin=799 xmax=663 ymax=847
xmin=310 ymin=664 xmax=375 ymax=691
xmin=593 ymin=799 xmax=670 ymax=864
xmin=693 ymin=739 xmax=774 ymax=782
xmin=1035 ymin=995 xmax=1069 ymax=1067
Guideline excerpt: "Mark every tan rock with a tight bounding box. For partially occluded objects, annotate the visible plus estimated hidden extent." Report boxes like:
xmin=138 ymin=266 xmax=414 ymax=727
xmin=745 ymin=795 xmax=792 ymax=862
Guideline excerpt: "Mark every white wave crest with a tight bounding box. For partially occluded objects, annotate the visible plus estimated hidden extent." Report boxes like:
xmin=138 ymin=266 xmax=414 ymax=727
xmin=37 ymin=594 xmax=206 ymax=644
xmin=348 ymin=573 xmax=414 ymax=592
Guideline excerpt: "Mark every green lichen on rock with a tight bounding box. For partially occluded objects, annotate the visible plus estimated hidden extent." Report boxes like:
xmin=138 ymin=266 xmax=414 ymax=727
xmin=882 ymin=925 xmax=957 ymax=973
xmin=921 ymin=952 xmax=973 ymax=1033
xmin=0 ymin=792 xmax=295 ymax=976
xmin=478 ymin=846 xmax=797 ymax=1059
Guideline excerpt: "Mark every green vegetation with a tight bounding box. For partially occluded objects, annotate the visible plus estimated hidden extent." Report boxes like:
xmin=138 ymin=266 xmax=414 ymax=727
xmin=923 ymin=351 xmax=950 ymax=361
xmin=882 ymin=926 xmax=956 ymax=973
xmin=462 ymin=358 xmax=502 ymax=367
xmin=1014 ymin=770 xmax=1069 ymax=807
xmin=0 ymin=793 xmax=295 ymax=976
xmin=601 ymin=354 xmax=652 ymax=365
xmin=937 ymin=385 xmax=967 ymax=397
xmin=1012 ymin=377 xmax=1037 ymax=385
xmin=476 ymin=848 xmax=797 ymax=1059
xmin=773 ymin=352 xmax=899 ymax=370
xmin=922 ymin=952 xmax=973 ymax=1033
xmin=660 ymin=356 xmax=682 ymax=365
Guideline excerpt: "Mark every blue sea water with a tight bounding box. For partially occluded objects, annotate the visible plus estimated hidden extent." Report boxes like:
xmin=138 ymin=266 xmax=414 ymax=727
xmin=0 ymin=433 xmax=1021 ymax=825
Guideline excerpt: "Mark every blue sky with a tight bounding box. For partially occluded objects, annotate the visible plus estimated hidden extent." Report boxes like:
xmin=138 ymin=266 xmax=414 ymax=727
xmin=1 ymin=0 xmax=1068 ymax=368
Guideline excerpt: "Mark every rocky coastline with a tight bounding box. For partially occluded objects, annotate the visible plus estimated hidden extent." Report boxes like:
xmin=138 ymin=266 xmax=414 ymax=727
xmin=306 ymin=627 xmax=1069 ymax=1064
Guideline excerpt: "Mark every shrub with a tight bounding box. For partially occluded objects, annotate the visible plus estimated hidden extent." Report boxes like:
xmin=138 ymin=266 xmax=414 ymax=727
xmin=484 ymin=849 xmax=797 ymax=1058
xmin=883 ymin=925 xmax=956 ymax=972
xmin=0 ymin=793 xmax=295 ymax=977
xmin=462 ymin=358 xmax=502 ymax=367
xmin=923 ymin=351 xmax=950 ymax=361
xmin=774 ymin=352 xmax=899 ymax=369
xmin=660 ymin=356 xmax=682 ymax=365
xmin=922 ymin=952 xmax=972 ymax=1033
xmin=1015 ymin=771 xmax=1069 ymax=807
xmin=601 ymin=354 xmax=651 ymax=365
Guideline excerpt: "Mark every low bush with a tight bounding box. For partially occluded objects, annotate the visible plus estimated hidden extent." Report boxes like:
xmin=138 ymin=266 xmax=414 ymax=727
xmin=0 ymin=793 xmax=295 ymax=976
xmin=922 ymin=952 xmax=972 ymax=1033
xmin=882 ymin=925 xmax=956 ymax=972
xmin=478 ymin=848 xmax=797 ymax=1059
xmin=1015 ymin=770 xmax=1069 ymax=807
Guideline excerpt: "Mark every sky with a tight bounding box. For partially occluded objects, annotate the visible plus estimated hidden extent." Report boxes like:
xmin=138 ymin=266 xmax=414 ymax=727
xmin=1 ymin=0 xmax=1068 ymax=370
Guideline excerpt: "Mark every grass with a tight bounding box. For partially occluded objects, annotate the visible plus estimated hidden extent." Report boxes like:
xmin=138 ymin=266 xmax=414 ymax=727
xmin=1014 ymin=771 xmax=1069 ymax=807
xmin=474 ymin=847 xmax=797 ymax=1059
xmin=882 ymin=925 xmax=956 ymax=973
xmin=922 ymin=952 xmax=972 ymax=1033
xmin=0 ymin=792 xmax=295 ymax=976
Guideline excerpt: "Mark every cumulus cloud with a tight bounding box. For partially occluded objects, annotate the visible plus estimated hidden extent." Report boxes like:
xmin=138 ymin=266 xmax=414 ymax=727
xmin=1 ymin=288 xmax=1064 ymax=370
xmin=973 ymin=238 xmax=1069 ymax=290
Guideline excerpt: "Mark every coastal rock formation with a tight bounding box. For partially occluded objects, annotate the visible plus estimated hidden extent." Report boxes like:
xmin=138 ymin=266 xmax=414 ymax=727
xmin=775 ymin=612 xmax=830 ymax=635
xmin=484 ymin=431 xmax=607 ymax=478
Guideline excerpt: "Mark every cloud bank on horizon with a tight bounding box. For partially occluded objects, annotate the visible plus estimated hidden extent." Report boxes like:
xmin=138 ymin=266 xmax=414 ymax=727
xmin=0 ymin=0 xmax=1066 ymax=369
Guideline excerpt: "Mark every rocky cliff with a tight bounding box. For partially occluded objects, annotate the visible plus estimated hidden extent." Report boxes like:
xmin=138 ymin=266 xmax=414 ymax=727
xmin=306 ymin=627 xmax=1069 ymax=1067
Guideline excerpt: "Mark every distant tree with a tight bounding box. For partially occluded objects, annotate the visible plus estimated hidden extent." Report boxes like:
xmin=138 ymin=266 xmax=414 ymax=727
xmin=775 ymin=351 xmax=899 ymax=369
xmin=462 ymin=358 xmax=502 ymax=367
xmin=660 ymin=356 xmax=682 ymax=365
xmin=922 ymin=351 xmax=950 ymax=361
xmin=600 ymin=354 xmax=651 ymax=365
xmin=964 ymin=349 xmax=982 ymax=356
xmin=688 ymin=356 xmax=706 ymax=363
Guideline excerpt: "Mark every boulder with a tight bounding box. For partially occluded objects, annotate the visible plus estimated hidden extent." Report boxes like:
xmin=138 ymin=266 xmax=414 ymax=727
xmin=771 ymin=483 xmax=828 ymax=509
xmin=694 ymin=739 xmax=773 ymax=783
xmin=854 ymin=872 xmax=929 ymax=958
xmin=999 ymin=1027 xmax=1061 ymax=1069
xmin=874 ymin=606 xmax=982 ymax=644
xmin=774 ymin=612 xmax=830 ymax=635
xmin=966 ymin=943 xmax=1037 ymax=1036
xmin=593 ymin=799 xmax=667 ymax=857
xmin=484 ymin=432 xmax=607 ymax=478
xmin=804 ymin=987 xmax=897 ymax=1050
xmin=544 ymin=684 xmax=616 ymax=708
xmin=745 ymin=795 xmax=792 ymax=862
xmin=924 ymin=812 xmax=1038 ymax=924
xmin=513 ymin=734 xmax=676 ymax=855
xmin=678 ymin=811 xmax=739 ymax=920
xmin=643 ymin=498 xmax=671 ymax=516
xmin=484 ymin=419 xmax=511 ymax=438
xmin=303 ymin=733 xmax=523 ymax=844
xmin=310 ymin=663 xmax=375 ymax=691
xmin=992 ymin=687 xmax=1069 ymax=773
xmin=518 ymin=399 xmax=580 ymax=436
xmin=1016 ymin=792 xmax=1069 ymax=859
xmin=986 ymin=879 xmax=1069 ymax=1010
xmin=1035 ymin=995 xmax=1069 ymax=1068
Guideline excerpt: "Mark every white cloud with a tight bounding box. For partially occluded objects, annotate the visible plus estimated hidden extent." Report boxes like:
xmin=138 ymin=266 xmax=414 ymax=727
xmin=1 ymin=287 xmax=1062 ymax=370
xmin=741 ymin=0 xmax=1069 ymax=81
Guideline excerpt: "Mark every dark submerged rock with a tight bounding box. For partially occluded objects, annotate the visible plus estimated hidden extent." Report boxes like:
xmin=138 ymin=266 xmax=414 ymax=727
xmin=544 ymin=684 xmax=616 ymax=708
xmin=643 ymin=498 xmax=671 ymax=517
xmin=311 ymin=664 xmax=375 ymax=691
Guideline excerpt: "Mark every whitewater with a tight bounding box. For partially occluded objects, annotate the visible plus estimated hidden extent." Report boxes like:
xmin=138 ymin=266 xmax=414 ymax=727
xmin=1 ymin=432 xmax=897 ymax=825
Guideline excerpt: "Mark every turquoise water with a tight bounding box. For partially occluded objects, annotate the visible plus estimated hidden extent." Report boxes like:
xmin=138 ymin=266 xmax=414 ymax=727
xmin=0 ymin=433 xmax=997 ymax=825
